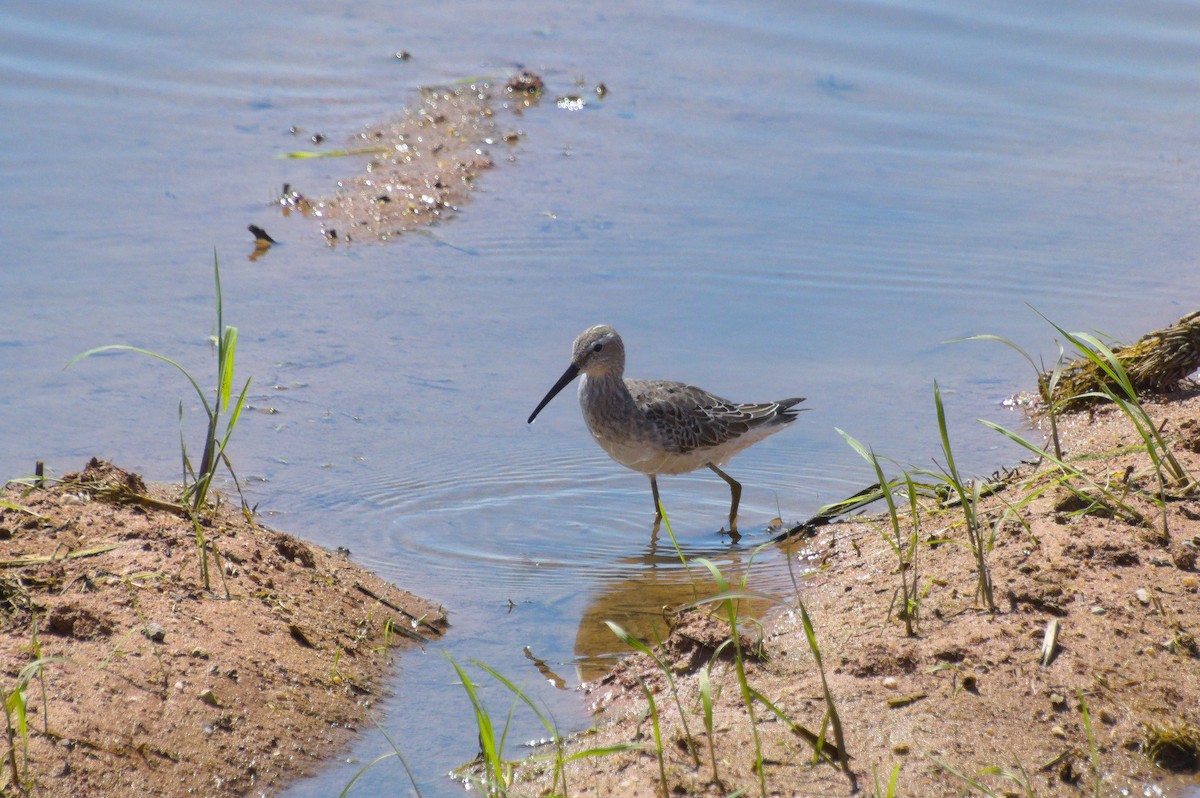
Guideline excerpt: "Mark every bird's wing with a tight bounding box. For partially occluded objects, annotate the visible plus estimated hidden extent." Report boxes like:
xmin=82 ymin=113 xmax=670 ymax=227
xmin=631 ymin=381 xmax=795 ymax=453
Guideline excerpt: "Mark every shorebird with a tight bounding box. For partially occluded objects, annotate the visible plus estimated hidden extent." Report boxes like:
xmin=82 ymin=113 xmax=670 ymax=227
xmin=527 ymin=325 xmax=805 ymax=534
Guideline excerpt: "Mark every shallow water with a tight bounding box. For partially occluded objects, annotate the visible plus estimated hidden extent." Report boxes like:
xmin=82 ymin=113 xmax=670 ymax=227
xmin=3 ymin=0 xmax=1200 ymax=794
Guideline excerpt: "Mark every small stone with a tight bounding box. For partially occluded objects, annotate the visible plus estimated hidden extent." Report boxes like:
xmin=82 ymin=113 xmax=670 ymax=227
xmin=1090 ymin=606 xmax=1105 ymax=615
xmin=1051 ymin=725 xmax=1068 ymax=739
xmin=1050 ymin=692 xmax=1067 ymax=709
xmin=144 ymin=622 xmax=166 ymax=643
xmin=198 ymin=688 xmax=220 ymax=707
xmin=191 ymin=647 xmax=209 ymax=659
xmin=892 ymin=742 xmax=910 ymax=755
xmin=882 ymin=676 xmax=898 ymax=689
xmin=1135 ymin=588 xmax=1151 ymax=605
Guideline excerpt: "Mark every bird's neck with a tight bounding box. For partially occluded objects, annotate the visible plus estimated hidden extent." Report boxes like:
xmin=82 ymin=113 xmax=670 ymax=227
xmin=578 ymin=371 xmax=635 ymax=412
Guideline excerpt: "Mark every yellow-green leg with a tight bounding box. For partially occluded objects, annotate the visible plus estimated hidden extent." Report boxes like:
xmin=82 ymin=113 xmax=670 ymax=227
xmin=707 ymin=463 xmax=741 ymax=534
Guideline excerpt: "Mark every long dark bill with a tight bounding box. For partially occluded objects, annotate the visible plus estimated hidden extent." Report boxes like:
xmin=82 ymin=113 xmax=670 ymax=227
xmin=527 ymin=362 xmax=580 ymax=424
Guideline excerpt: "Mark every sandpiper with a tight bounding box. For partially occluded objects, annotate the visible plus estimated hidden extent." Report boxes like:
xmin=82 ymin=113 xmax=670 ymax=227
xmin=527 ymin=325 xmax=805 ymax=534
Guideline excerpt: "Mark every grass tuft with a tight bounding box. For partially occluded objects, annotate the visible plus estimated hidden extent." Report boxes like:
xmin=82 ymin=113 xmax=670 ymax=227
xmin=1142 ymin=719 xmax=1200 ymax=771
xmin=66 ymin=252 xmax=251 ymax=590
xmin=66 ymin=252 xmax=251 ymax=516
xmin=837 ymin=429 xmax=926 ymax=635
xmin=928 ymin=381 xmax=996 ymax=612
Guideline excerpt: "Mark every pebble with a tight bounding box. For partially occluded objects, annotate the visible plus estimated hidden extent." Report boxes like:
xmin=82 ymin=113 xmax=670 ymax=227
xmin=1051 ymin=725 xmax=1068 ymax=739
xmin=199 ymin=688 xmax=219 ymax=707
xmin=882 ymin=676 xmax=898 ymax=689
xmin=1090 ymin=606 xmax=1106 ymax=615
xmin=144 ymin=622 xmax=166 ymax=642
xmin=1135 ymin=588 xmax=1151 ymax=605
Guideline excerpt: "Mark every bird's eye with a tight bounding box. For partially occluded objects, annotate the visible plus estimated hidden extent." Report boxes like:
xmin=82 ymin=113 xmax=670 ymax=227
xmin=592 ymin=343 xmax=604 ymax=352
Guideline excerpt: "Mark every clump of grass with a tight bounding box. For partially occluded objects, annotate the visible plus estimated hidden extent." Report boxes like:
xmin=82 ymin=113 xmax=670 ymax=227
xmin=871 ymin=763 xmax=900 ymax=797
xmin=971 ymin=311 xmax=1194 ymax=541
xmin=67 ymin=252 xmax=251 ymax=590
xmin=696 ymin=664 xmax=721 ymax=788
xmin=605 ymin=621 xmax=700 ymax=767
xmin=929 ymin=753 xmax=1034 ymax=798
xmin=693 ymin=557 xmax=767 ymax=797
xmin=981 ymin=419 xmax=1144 ymax=525
xmin=445 ymin=654 xmax=632 ymax=797
xmin=837 ymin=429 xmax=927 ymax=635
xmin=1042 ymin=315 xmax=1191 ymax=532
xmin=1142 ymin=719 xmax=1200 ymax=770
xmin=683 ymin=556 xmax=855 ymax=795
xmin=927 ymin=381 xmax=996 ymax=612
xmin=445 ymin=654 xmax=515 ymax=796
xmin=67 ymin=252 xmax=251 ymax=515
xmin=1 ymin=657 xmax=62 ymax=795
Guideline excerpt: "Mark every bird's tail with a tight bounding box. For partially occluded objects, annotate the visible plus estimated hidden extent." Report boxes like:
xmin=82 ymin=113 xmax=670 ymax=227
xmin=776 ymin=397 xmax=807 ymax=423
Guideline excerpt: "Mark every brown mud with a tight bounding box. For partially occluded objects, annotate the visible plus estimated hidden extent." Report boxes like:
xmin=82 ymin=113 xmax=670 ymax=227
xmin=280 ymin=73 xmax=547 ymax=245
xmin=0 ymin=459 xmax=445 ymax=797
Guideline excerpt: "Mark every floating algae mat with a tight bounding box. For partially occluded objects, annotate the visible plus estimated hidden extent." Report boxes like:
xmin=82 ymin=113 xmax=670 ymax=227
xmin=281 ymin=73 xmax=542 ymax=244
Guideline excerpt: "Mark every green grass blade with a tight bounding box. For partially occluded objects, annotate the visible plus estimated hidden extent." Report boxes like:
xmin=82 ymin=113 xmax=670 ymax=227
xmin=0 ymin=501 xmax=45 ymax=519
xmin=980 ymin=419 xmax=1142 ymax=521
xmin=934 ymin=381 xmax=961 ymax=483
xmin=218 ymin=327 xmax=238 ymax=409
xmin=605 ymin=621 xmax=700 ymax=765
xmin=695 ymin=557 xmax=730 ymax=595
xmin=471 ymin=659 xmax=557 ymax=741
xmin=222 ymin=378 xmax=252 ymax=442
xmin=444 ymin=655 xmax=498 ymax=778
xmin=560 ymin=742 xmax=645 ymax=762
xmin=338 ymin=751 xmax=401 ymax=798
xmin=66 ymin=345 xmax=214 ymax=416
xmin=929 ymin=754 xmax=996 ymax=795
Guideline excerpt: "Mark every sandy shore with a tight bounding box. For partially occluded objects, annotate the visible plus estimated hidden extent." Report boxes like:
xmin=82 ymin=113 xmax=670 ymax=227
xmin=0 ymin=459 xmax=445 ymax=797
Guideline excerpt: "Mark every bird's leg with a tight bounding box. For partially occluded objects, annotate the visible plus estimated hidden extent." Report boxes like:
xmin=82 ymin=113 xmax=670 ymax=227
xmin=649 ymin=475 xmax=663 ymax=521
xmin=707 ymin=463 xmax=742 ymax=535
